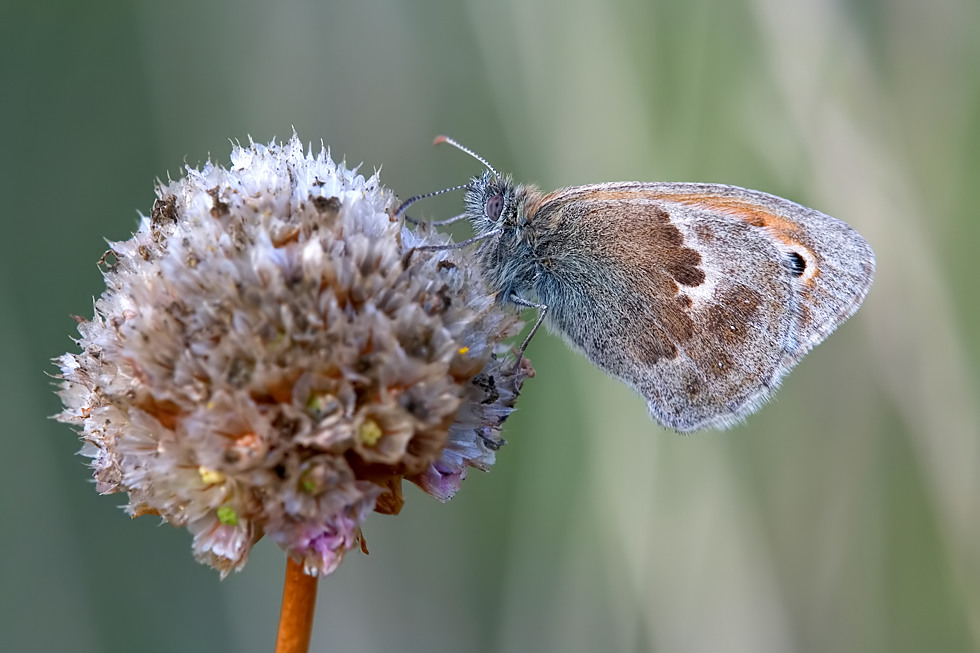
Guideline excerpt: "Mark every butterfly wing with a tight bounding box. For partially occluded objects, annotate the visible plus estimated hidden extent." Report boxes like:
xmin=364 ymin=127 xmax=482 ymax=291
xmin=528 ymin=182 xmax=875 ymax=431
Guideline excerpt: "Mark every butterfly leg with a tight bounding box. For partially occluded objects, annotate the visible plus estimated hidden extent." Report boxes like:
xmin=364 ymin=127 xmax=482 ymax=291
xmin=509 ymin=294 xmax=548 ymax=367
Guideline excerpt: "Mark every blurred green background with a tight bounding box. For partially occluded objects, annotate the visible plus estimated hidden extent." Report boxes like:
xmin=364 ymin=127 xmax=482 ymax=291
xmin=3 ymin=0 xmax=979 ymax=651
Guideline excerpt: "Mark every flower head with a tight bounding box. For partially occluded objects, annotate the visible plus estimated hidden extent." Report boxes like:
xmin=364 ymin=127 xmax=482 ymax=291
xmin=55 ymin=136 xmax=530 ymax=576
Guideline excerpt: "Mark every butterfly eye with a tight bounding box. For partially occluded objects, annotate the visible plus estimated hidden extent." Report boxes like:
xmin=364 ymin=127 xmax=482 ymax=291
xmin=485 ymin=194 xmax=504 ymax=221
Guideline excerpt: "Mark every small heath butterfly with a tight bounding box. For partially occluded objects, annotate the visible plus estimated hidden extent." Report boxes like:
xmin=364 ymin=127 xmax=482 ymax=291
xmin=398 ymin=137 xmax=875 ymax=432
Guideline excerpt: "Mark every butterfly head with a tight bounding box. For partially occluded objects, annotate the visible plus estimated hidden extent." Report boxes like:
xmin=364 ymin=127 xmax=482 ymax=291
xmin=464 ymin=170 xmax=527 ymax=234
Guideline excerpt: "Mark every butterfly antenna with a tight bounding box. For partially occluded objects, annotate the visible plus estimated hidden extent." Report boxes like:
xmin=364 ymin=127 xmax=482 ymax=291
xmin=433 ymin=135 xmax=499 ymax=178
xmin=394 ymin=184 xmax=468 ymax=220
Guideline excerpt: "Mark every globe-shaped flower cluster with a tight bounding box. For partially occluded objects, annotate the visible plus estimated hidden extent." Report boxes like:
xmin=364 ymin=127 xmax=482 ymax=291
xmin=55 ymin=136 xmax=530 ymax=576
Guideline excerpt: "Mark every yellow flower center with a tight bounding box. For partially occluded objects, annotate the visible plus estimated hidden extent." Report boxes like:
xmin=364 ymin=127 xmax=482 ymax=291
xmin=198 ymin=466 xmax=225 ymax=485
xmin=358 ymin=418 xmax=383 ymax=447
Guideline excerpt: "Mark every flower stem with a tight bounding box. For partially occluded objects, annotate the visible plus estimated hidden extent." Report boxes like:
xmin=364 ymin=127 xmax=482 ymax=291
xmin=275 ymin=557 xmax=319 ymax=653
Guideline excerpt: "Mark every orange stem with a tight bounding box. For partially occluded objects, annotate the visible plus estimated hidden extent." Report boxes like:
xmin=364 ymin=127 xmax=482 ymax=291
xmin=275 ymin=558 xmax=319 ymax=653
